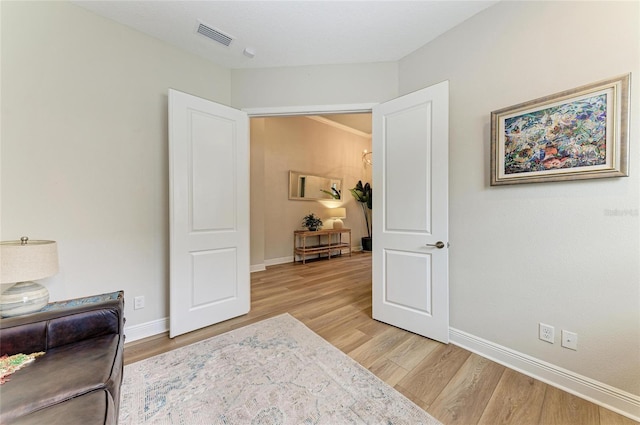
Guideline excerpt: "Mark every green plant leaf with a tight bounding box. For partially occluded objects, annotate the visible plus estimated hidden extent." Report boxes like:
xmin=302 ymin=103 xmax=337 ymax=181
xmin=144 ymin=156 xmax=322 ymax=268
xmin=350 ymin=181 xmax=372 ymax=237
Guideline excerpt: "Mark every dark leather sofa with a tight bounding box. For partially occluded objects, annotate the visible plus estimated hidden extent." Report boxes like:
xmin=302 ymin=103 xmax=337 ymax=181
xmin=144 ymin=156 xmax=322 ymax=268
xmin=0 ymin=291 xmax=125 ymax=425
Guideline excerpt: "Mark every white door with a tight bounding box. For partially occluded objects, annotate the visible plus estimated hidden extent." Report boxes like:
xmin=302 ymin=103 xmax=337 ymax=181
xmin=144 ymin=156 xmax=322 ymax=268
xmin=372 ymin=81 xmax=449 ymax=343
xmin=168 ymin=89 xmax=250 ymax=338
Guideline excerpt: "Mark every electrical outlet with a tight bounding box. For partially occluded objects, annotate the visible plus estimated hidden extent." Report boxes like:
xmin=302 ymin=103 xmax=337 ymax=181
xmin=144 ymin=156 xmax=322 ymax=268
xmin=134 ymin=296 xmax=145 ymax=310
xmin=539 ymin=323 xmax=554 ymax=343
xmin=561 ymin=330 xmax=578 ymax=350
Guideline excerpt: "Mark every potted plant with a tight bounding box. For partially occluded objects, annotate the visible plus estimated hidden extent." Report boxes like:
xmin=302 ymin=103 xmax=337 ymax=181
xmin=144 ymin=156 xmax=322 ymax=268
xmin=349 ymin=181 xmax=372 ymax=251
xmin=302 ymin=212 xmax=323 ymax=231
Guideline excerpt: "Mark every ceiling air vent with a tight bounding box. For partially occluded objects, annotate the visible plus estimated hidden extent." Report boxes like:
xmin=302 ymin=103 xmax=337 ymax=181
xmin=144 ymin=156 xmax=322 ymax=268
xmin=197 ymin=22 xmax=234 ymax=47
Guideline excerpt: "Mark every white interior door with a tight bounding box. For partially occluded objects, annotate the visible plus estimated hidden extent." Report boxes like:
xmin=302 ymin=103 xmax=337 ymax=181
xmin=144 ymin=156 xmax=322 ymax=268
xmin=372 ymin=81 xmax=449 ymax=343
xmin=169 ymin=89 xmax=250 ymax=338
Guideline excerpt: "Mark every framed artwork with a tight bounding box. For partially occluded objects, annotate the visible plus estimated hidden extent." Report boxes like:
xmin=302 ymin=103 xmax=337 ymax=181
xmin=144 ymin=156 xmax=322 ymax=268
xmin=490 ymin=74 xmax=630 ymax=185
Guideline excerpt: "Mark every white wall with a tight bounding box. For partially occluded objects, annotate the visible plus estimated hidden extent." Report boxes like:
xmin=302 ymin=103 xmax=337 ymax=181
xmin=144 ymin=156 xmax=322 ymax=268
xmin=231 ymin=62 xmax=398 ymax=109
xmin=1 ymin=1 xmax=231 ymax=328
xmin=399 ymin=0 xmax=639 ymax=398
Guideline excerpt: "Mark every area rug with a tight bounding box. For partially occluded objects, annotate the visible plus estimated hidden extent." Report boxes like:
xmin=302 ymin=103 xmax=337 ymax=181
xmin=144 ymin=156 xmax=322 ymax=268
xmin=120 ymin=314 xmax=441 ymax=424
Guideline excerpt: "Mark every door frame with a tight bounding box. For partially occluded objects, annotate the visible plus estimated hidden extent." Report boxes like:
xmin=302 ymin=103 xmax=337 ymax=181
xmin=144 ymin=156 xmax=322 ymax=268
xmin=243 ymin=103 xmax=377 ymax=118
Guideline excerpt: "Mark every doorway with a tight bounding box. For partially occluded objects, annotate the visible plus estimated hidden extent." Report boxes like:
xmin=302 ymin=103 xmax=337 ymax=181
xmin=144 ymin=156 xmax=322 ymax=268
xmin=248 ymin=112 xmax=372 ymax=271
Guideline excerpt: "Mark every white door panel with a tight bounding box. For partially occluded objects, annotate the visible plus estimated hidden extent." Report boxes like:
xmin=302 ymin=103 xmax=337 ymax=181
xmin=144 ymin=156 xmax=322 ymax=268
xmin=384 ymin=250 xmax=433 ymax=315
xmin=373 ymin=82 xmax=449 ymax=343
xmin=169 ymin=89 xmax=250 ymax=338
xmin=190 ymin=111 xmax=236 ymax=231
xmin=191 ymin=249 xmax=237 ymax=305
xmin=384 ymin=102 xmax=433 ymax=233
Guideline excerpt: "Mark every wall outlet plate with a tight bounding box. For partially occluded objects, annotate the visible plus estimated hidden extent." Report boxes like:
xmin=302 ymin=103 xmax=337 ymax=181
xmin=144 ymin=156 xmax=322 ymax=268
xmin=134 ymin=296 xmax=145 ymax=310
xmin=562 ymin=330 xmax=578 ymax=350
xmin=539 ymin=323 xmax=554 ymax=343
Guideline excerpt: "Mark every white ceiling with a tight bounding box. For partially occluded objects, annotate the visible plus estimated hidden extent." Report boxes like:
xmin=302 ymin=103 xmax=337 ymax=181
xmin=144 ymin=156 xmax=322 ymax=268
xmin=73 ymin=1 xmax=498 ymax=70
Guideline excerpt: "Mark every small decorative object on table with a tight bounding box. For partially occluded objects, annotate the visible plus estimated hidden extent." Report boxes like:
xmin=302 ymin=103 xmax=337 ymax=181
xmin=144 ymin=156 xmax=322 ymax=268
xmin=329 ymin=207 xmax=346 ymax=229
xmin=302 ymin=212 xmax=323 ymax=231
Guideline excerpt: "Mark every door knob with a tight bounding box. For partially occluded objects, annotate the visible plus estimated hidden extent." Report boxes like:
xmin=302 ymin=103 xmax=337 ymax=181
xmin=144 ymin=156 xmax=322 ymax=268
xmin=426 ymin=241 xmax=446 ymax=249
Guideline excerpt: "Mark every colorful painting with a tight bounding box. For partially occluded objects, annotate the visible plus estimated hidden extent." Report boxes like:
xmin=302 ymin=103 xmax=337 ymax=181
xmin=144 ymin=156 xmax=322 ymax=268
xmin=504 ymin=94 xmax=607 ymax=174
xmin=490 ymin=74 xmax=630 ymax=185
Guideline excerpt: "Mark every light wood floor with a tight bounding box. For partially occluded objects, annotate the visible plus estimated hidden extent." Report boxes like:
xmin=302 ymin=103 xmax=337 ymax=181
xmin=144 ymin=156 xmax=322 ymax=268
xmin=125 ymin=253 xmax=637 ymax=425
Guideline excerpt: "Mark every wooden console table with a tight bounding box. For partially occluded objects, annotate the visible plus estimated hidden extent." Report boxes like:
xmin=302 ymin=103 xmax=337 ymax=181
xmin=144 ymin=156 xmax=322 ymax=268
xmin=293 ymin=228 xmax=352 ymax=264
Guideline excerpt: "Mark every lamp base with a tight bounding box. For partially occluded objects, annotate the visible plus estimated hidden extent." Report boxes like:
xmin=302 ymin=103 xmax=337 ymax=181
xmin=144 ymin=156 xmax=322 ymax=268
xmin=0 ymin=281 xmax=49 ymax=317
xmin=332 ymin=219 xmax=344 ymax=229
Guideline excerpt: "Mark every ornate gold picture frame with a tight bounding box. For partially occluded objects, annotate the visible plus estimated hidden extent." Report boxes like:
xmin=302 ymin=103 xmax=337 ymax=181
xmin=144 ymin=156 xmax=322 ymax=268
xmin=491 ymin=74 xmax=630 ymax=186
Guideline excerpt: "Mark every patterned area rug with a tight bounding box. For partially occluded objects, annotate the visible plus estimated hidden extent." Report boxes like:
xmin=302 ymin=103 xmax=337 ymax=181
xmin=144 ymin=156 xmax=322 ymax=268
xmin=120 ymin=314 xmax=441 ymax=424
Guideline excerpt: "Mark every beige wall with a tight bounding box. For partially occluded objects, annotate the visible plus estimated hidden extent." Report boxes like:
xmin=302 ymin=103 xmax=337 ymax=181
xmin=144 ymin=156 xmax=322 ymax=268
xmin=0 ymin=1 xmax=231 ymax=327
xmin=250 ymin=116 xmax=372 ymax=266
xmin=399 ymin=1 xmax=640 ymax=396
xmin=249 ymin=119 xmax=267 ymax=269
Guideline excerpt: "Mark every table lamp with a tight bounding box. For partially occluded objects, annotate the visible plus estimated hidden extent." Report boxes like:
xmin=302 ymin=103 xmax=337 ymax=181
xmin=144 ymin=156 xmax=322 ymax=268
xmin=0 ymin=237 xmax=59 ymax=317
xmin=330 ymin=208 xmax=347 ymax=229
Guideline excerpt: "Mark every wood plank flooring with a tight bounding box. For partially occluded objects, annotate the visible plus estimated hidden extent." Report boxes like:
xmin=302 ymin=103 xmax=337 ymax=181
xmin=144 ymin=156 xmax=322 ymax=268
xmin=124 ymin=253 xmax=638 ymax=425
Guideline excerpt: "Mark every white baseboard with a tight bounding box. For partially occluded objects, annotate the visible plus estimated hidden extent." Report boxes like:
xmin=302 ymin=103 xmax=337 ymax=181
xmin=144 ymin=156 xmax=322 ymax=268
xmin=265 ymin=256 xmax=294 ymax=266
xmin=124 ymin=317 xmax=168 ymax=343
xmin=449 ymin=327 xmax=640 ymax=422
xmin=250 ymin=264 xmax=266 ymax=273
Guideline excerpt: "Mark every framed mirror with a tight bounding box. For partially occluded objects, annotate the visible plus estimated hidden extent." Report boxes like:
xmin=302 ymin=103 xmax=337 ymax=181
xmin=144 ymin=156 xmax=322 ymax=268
xmin=289 ymin=170 xmax=342 ymax=201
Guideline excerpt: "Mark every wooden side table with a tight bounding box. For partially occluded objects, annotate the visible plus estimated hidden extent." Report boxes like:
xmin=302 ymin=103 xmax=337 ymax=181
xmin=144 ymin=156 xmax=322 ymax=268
xmin=293 ymin=228 xmax=352 ymax=264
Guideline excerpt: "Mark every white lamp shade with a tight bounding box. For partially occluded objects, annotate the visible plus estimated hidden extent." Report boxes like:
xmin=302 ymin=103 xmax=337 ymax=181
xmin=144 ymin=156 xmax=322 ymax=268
xmin=330 ymin=208 xmax=346 ymax=219
xmin=0 ymin=239 xmax=59 ymax=284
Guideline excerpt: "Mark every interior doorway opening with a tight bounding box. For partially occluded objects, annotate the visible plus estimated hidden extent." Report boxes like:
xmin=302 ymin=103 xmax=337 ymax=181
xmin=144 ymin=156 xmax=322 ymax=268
xmin=248 ymin=110 xmax=372 ymax=272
